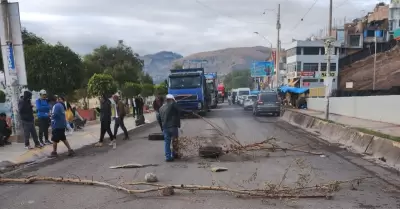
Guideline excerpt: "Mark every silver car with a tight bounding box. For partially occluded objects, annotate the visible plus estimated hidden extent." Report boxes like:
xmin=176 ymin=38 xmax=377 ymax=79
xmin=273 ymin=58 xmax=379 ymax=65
xmin=252 ymin=92 xmax=281 ymax=116
xmin=243 ymin=95 xmax=257 ymax=110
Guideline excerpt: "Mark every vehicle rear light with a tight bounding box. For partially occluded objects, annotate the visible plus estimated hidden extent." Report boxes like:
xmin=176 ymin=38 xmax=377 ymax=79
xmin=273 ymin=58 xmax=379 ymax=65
xmin=257 ymin=100 xmax=264 ymax=104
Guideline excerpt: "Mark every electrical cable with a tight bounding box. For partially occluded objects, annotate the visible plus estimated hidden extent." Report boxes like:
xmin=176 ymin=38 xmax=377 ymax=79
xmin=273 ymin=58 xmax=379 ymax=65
xmin=291 ymin=0 xmax=319 ymax=31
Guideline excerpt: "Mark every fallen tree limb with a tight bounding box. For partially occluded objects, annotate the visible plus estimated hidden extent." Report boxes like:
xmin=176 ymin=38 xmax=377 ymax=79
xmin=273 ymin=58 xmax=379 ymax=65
xmin=0 ymin=176 xmax=332 ymax=199
xmin=109 ymin=163 xmax=159 ymax=169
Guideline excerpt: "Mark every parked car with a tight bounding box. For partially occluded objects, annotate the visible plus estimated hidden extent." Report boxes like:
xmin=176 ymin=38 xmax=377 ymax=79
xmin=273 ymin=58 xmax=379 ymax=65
xmin=252 ymin=91 xmax=281 ymax=116
xmin=243 ymin=95 xmax=257 ymax=110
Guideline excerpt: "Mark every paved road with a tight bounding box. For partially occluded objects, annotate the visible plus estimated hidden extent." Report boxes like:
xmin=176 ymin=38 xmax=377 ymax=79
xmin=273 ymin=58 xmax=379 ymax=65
xmin=0 ymin=103 xmax=399 ymax=209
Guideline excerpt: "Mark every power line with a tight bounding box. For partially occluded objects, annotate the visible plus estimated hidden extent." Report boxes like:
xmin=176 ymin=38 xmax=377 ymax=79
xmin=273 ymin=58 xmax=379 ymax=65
xmin=334 ymin=0 xmax=350 ymax=9
xmin=291 ymin=0 xmax=319 ymax=31
xmin=194 ymin=0 xmax=269 ymax=25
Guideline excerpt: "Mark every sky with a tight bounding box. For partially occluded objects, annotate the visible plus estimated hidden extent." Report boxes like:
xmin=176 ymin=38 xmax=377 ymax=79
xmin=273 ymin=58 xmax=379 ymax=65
xmin=14 ymin=0 xmax=388 ymax=56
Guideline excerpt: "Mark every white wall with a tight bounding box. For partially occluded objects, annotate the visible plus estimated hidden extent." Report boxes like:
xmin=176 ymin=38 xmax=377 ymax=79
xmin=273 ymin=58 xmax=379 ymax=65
xmin=307 ymin=95 xmax=400 ymax=125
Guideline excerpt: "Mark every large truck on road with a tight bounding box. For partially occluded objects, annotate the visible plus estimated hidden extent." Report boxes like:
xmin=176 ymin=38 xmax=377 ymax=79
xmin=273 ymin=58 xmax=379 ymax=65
xmin=167 ymin=68 xmax=210 ymax=115
xmin=204 ymin=72 xmax=218 ymax=109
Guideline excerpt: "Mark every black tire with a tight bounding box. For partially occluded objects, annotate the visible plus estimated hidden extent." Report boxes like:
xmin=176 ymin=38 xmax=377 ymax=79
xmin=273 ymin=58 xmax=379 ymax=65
xmin=199 ymin=146 xmax=223 ymax=158
xmin=276 ymin=112 xmax=281 ymax=117
xmin=148 ymin=133 xmax=164 ymax=141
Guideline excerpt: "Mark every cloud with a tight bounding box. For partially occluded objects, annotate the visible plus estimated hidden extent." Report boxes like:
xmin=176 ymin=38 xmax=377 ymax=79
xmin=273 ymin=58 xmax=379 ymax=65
xmin=14 ymin=0 xmax=384 ymax=56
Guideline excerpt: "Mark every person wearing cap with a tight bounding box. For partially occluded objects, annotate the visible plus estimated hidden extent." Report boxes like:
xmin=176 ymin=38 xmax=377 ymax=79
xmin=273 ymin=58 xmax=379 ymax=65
xmin=49 ymin=95 xmax=74 ymax=157
xmin=159 ymin=94 xmax=192 ymax=162
xmin=112 ymin=94 xmax=129 ymax=143
xmin=36 ymin=89 xmax=52 ymax=145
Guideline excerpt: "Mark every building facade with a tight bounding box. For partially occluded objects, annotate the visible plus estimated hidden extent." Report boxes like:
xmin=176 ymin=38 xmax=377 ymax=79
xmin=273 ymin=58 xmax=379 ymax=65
xmin=390 ymin=0 xmax=400 ymax=39
xmin=285 ymin=40 xmax=341 ymax=89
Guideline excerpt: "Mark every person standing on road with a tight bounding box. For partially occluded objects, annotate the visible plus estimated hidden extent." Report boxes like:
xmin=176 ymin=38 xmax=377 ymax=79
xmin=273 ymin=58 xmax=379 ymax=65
xmin=18 ymin=91 xmax=42 ymax=149
xmin=36 ymin=89 xmax=52 ymax=145
xmin=112 ymin=94 xmax=129 ymax=141
xmin=49 ymin=96 xmax=74 ymax=157
xmin=152 ymin=95 xmax=164 ymax=131
xmin=95 ymin=94 xmax=115 ymax=148
xmin=159 ymin=94 xmax=192 ymax=162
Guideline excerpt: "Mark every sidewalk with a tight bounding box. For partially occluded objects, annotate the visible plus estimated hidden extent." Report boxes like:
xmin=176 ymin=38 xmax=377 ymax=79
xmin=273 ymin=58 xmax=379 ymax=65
xmin=293 ymin=109 xmax=400 ymax=138
xmin=0 ymin=113 xmax=156 ymax=165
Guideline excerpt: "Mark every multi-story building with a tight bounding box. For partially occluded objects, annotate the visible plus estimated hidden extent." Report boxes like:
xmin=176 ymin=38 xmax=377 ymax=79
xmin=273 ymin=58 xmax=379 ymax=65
xmin=285 ymin=39 xmax=341 ymax=89
xmin=389 ymin=0 xmax=400 ymax=39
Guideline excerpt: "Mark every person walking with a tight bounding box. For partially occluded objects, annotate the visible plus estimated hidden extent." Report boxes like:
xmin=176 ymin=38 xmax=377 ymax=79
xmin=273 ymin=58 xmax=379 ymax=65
xmin=95 ymin=94 xmax=115 ymax=148
xmin=159 ymin=94 xmax=192 ymax=162
xmin=18 ymin=91 xmax=41 ymax=149
xmin=49 ymin=95 xmax=74 ymax=157
xmin=134 ymin=96 xmax=141 ymax=116
xmin=152 ymin=95 xmax=164 ymax=131
xmin=112 ymin=94 xmax=129 ymax=141
xmin=36 ymin=89 xmax=52 ymax=145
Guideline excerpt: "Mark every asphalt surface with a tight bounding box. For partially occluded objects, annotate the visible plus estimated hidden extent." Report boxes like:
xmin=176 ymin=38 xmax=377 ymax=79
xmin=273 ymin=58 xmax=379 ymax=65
xmin=1 ymin=103 xmax=400 ymax=209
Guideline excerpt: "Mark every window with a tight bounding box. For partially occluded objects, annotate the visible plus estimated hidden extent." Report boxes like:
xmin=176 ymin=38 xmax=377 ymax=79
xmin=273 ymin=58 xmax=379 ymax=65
xmin=296 ymin=47 xmax=302 ymax=55
xmin=259 ymin=93 xmax=278 ymax=102
xmin=320 ymin=63 xmax=337 ymax=71
xmin=303 ymin=63 xmax=318 ymax=72
xmin=366 ymin=30 xmax=374 ymax=37
xmin=238 ymin=91 xmax=249 ymax=96
xmin=349 ymin=35 xmax=361 ymax=47
xmin=320 ymin=47 xmax=325 ymax=55
xmin=296 ymin=61 xmax=302 ymax=71
xmin=287 ymin=62 xmax=296 ymax=72
xmin=303 ymin=47 xmax=320 ymax=55
xmin=169 ymin=75 xmax=201 ymax=89
xmin=320 ymin=79 xmax=324 ymax=82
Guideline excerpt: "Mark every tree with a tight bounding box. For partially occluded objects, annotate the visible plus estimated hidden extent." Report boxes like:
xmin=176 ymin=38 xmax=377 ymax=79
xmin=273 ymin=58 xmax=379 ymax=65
xmin=223 ymin=69 xmax=252 ymax=90
xmin=85 ymin=41 xmax=143 ymax=87
xmin=87 ymin=73 xmax=117 ymax=98
xmin=172 ymin=64 xmax=183 ymax=69
xmin=25 ymin=43 xmax=84 ymax=95
xmin=154 ymin=83 xmax=168 ymax=95
xmin=121 ymin=82 xmax=142 ymax=98
xmin=141 ymin=83 xmax=154 ymax=97
xmin=140 ymin=72 xmax=153 ymax=85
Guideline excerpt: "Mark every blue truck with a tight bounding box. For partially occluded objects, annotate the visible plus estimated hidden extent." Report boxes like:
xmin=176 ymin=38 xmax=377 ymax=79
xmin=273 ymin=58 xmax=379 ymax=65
xmin=204 ymin=72 xmax=218 ymax=109
xmin=167 ymin=68 xmax=210 ymax=115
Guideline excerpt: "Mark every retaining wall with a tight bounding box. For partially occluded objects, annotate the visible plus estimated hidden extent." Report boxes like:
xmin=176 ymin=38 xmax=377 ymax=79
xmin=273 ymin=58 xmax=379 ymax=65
xmin=306 ymin=95 xmax=400 ymax=125
xmin=282 ymin=109 xmax=400 ymax=169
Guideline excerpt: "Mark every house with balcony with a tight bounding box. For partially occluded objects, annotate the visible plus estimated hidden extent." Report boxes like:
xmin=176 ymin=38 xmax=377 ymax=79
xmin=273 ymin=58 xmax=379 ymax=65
xmin=389 ymin=0 xmax=400 ymax=39
xmin=285 ymin=40 xmax=341 ymax=89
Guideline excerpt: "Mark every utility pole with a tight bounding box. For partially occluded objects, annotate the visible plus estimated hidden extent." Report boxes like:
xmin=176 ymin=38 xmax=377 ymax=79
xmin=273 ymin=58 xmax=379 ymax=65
xmin=324 ymin=0 xmax=333 ymax=120
xmin=276 ymin=4 xmax=281 ymax=88
xmin=373 ymin=34 xmax=377 ymax=90
xmin=1 ymin=0 xmax=25 ymax=141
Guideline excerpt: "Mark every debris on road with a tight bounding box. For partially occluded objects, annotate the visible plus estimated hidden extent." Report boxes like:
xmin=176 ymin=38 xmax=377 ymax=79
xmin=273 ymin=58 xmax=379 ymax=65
xmin=198 ymin=146 xmax=223 ymax=158
xmin=109 ymin=163 xmax=159 ymax=169
xmin=210 ymin=166 xmax=228 ymax=172
xmin=0 ymin=176 xmax=372 ymax=199
xmin=145 ymin=173 xmax=158 ymax=183
xmin=148 ymin=133 xmax=164 ymax=141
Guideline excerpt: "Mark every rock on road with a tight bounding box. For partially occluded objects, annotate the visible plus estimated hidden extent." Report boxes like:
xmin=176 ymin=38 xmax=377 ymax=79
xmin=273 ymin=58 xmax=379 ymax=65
xmin=0 ymin=103 xmax=399 ymax=209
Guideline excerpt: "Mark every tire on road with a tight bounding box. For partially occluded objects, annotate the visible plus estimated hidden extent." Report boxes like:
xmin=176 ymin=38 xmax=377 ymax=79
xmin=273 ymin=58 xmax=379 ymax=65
xmin=148 ymin=133 xmax=164 ymax=141
xmin=199 ymin=146 xmax=223 ymax=158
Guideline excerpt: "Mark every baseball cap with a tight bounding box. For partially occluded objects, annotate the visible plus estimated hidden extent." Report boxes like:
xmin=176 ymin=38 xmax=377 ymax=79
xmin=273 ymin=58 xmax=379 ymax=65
xmin=166 ymin=94 xmax=175 ymax=101
xmin=39 ymin=89 xmax=47 ymax=95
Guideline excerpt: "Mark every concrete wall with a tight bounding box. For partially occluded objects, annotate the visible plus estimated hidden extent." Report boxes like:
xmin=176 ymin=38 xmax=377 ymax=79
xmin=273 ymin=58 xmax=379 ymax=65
xmin=307 ymin=95 xmax=400 ymax=125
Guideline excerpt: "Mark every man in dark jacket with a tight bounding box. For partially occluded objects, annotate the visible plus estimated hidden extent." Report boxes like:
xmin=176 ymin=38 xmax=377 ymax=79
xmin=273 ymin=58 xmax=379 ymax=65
xmin=159 ymin=94 xmax=192 ymax=162
xmin=18 ymin=91 xmax=41 ymax=149
xmin=95 ymin=94 xmax=114 ymax=147
xmin=153 ymin=95 xmax=164 ymax=131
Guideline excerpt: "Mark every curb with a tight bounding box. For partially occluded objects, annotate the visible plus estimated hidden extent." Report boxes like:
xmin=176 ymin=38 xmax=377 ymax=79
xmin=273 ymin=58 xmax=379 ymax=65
xmin=281 ymin=109 xmax=400 ymax=170
xmin=0 ymin=119 xmax=158 ymax=174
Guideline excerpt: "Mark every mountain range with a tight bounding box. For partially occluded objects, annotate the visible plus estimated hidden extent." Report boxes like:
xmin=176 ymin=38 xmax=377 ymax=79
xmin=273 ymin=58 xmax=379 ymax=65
xmin=141 ymin=46 xmax=272 ymax=84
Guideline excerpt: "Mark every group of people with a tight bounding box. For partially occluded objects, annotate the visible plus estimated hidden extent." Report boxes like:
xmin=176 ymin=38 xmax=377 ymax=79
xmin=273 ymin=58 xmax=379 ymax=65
xmin=153 ymin=94 xmax=193 ymax=162
xmin=17 ymin=90 xmax=75 ymax=156
xmin=94 ymin=94 xmax=130 ymax=149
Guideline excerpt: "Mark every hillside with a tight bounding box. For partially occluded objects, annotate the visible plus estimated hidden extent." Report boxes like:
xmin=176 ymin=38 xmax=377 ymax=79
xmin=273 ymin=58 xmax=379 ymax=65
xmin=141 ymin=51 xmax=183 ymax=84
xmin=339 ymin=45 xmax=400 ymax=90
xmin=142 ymin=46 xmax=272 ymax=83
xmin=173 ymin=46 xmax=272 ymax=74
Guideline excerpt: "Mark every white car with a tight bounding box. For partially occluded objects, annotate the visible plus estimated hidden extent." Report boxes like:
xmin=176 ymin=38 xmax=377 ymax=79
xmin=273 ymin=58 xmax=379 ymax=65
xmin=243 ymin=95 xmax=257 ymax=110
